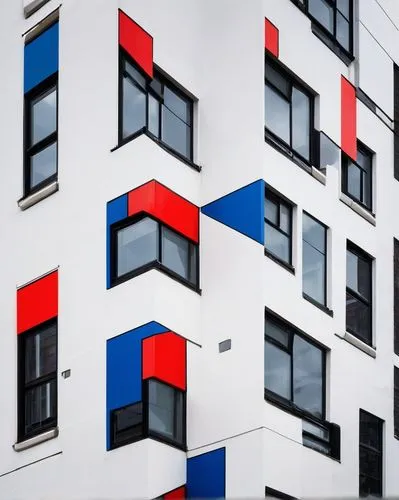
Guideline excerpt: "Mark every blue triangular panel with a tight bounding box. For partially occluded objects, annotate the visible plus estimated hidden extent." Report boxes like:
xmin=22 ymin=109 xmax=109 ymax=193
xmin=201 ymin=180 xmax=265 ymax=244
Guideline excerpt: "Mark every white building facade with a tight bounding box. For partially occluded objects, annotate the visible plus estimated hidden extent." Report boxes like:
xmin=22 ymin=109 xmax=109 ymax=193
xmin=1 ymin=0 xmax=399 ymax=498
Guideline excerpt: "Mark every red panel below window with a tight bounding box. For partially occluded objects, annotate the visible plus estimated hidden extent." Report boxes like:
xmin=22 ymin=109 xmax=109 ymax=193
xmin=164 ymin=486 xmax=186 ymax=499
xmin=17 ymin=271 xmax=58 ymax=334
xmin=341 ymin=76 xmax=357 ymax=160
xmin=142 ymin=332 xmax=186 ymax=391
xmin=265 ymin=18 xmax=279 ymax=58
xmin=127 ymin=180 xmax=199 ymax=243
xmin=119 ymin=10 xmax=153 ymax=78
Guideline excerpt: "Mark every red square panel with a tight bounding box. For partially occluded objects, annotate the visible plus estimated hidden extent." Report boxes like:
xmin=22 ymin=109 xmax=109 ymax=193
xmin=265 ymin=18 xmax=279 ymax=58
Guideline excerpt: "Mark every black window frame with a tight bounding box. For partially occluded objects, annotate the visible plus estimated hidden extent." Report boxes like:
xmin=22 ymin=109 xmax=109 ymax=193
xmin=265 ymin=486 xmax=297 ymax=500
xmin=394 ymin=238 xmax=399 ymax=355
xmin=110 ymin=378 xmax=186 ymax=451
xmin=394 ymin=367 xmax=399 ymax=439
xmin=118 ymin=49 xmax=194 ymax=165
xmin=264 ymin=57 xmax=315 ymax=167
xmin=342 ymin=142 xmax=374 ymax=212
xmin=264 ymin=188 xmax=293 ymax=269
xmin=346 ymin=242 xmax=373 ymax=346
xmin=110 ymin=213 xmax=199 ymax=292
xmin=359 ymin=409 xmax=383 ymax=498
xmin=17 ymin=318 xmax=58 ymax=442
xmin=24 ymin=72 xmax=58 ymax=197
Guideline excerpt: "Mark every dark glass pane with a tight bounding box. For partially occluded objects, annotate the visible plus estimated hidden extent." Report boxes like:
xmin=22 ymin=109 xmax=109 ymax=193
xmin=280 ymin=204 xmax=291 ymax=233
xmin=124 ymin=60 xmax=146 ymax=89
xmin=265 ymin=84 xmax=290 ymax=145
xmin=265 ymin=223 xmax=290 ymax=263
xmin=346 ymin=160 xmax=362 ymax=201
xmin=265 ymin=63 xmax=290 ymax=98
xmin=303 ymin=214 xmax=325 ymax=253
xmin=265 ymin=196 xmax=278 ymax=225
xmin=357 ymin=149 xmax=372 ymax=173
xmin=360 ymin=475 xmax=381 ymax=498
xmin=148 ymin=94 xmax=160 ymax=137
xmin=303 ymin=420 xmax=329 ymax=441
xmin=25 ymin=323 xmax=57 ymax=383
xmin=189 ymin=245 xmax=198 ymax=285
xmin=320 ymin=133 xmax=340 ymax=170
xmin=303 ymin=434 xmax=330 ymax=454
xmin=162 ymin=227 xmax=190 ymax=281
xmin=337 ymin=13 xmax=350 ymax=51
xmin=164 ymin=86 xmax=191 ymax=124
xmin=264 ymin=341 xmax=291 ymax=400
xmin=360 ymin=448 xmax=381 ymax=479
xmin=337 ymin=0 xmax=350 ymax=19
xmin=122 ymin=75 xmax=146 ymax=139
xmin=117 ymin=218 xmax=158 ymax=277
xmin=149 ymin=77 xmax=162 ymax=98
xmin=360 ymin=411 xmax=382 ymax=450
xmin=113 ymin=403 xmax=143 ymax=445
xmin=293 ymin=336 xmax=323 ymax=418
xmin=346 ymin=250 xmax=371 ymax=300
xmin=31 ymin=87 xmax=56 ymax=146
xmin=265 ymin=319 xmax=290 ymax=348
xmin=30 ymin=142 xmax=57 ymax=188
xmin=346 ymin=291 xmax=371 ymax=343
xmin=308 ymin=0 xmax=334 ymax=33
xmin=302 ymin=241 xmax=325 ymax=304
xmin=292 ymin=87 xmax=310 ymax=160
xmin=161 ymin=107 xmax=191 ymax=158
xmin=25 ymin=379 xmax=56 ymax=434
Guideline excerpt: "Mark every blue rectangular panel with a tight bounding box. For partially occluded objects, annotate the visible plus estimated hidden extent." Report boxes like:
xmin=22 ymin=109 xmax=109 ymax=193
xmin=106 ymin=194 xmax=128 ymax=289
xmin=24 ymin=22 xmax=59 ymax=94
xmin=187 ymin=447 xmax=226 ymax=498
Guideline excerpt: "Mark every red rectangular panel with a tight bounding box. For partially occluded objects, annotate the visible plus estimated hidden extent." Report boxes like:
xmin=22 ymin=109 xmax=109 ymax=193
xmin=341 ymin=76 xmax=357 ymax=160
xmin=17 ymin=271 xmax=58 ymax=334
xmin=265 ymin=18 xmax=279 ymax=58
xmin=128 ymin=180 xmax=199 ymax=243
xmin=164 ymin=486 xmax=186 ymax=499
xmin=142 ymin=332 xmax=186 ymax=391
xmin=119 ymin=10 xmax=153 ymax=78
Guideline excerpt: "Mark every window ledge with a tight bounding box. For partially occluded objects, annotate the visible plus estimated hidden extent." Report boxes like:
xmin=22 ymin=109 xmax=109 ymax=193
xmin=339 ymin=193 xmax=376 ymax=225
xmin=335 ymin=331 xmax=376 ymax=358
xmin=303 ymin=293 xmax=333 ymax=317
xmin=13 ymin=427 xmax=59 ymax=452
xmin=18 ymin=181 xmax=58 ymax=211
xmin=264 ymin=249 xmax=295 ymax=275
xmin=24 ymin=0 xmax=51 ymax=18
xmin=311 ymin=166 xmax=326 ymax=185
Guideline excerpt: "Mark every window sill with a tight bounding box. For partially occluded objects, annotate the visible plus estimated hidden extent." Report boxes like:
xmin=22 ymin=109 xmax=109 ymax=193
xmin=111 ymin=128 xmax=202 ymax=172
xmin=264 ymin=249 xmax=295 ymax=275
xmin=339 ymin=193 xmax=376 ymax=226
xmin=24 ymin=0 xmax=51 ymax=18
xmin=18 ymin=180 xmax=58 ymax=210
xmin=310 ymin=22 xmax=354 ymax=66
xmin=311 ymin=166 xmax=326 ymax=185
xmin=303 ymin=293 xmax=333 ymax=317
xmin=13 ymin=427 xmax=59 ymax=452
xmin=335 ymin=331 xmax=376 ymax=358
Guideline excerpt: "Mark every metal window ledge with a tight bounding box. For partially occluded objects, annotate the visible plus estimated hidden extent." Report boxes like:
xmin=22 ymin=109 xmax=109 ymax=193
xmin=311 ymin=166 xmax=326 ymax=185
xmin=24 ymin=0 xmax=51 ymax=18
xmin=13 ymin=427 xmax=59 ymax=452
xmin=335 ymin=332 xmax=376 ymax=358
xmin=339 ymin=193 xmax=376 ymax=226
xmin=18 ymin=181 xmax=58 ymax=211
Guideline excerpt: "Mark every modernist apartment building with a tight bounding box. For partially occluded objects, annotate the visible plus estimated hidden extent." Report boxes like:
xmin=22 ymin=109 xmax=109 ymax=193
xmin=1 ymin=0 xmax=399 ymax=498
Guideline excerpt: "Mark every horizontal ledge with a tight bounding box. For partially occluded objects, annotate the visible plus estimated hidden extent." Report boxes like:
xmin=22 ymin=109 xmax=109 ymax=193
xmin=18 ymin=181 xmax=58 ymax=210
xmin=339 ymin=193 xmax=376 ymax=225
xmin=13 ymin=427 xmax=59 ymax=452
xmin=335 ymin=331 xmax=376 ymax=358
xmin=311 ymin=166 xmax=326 ymax=185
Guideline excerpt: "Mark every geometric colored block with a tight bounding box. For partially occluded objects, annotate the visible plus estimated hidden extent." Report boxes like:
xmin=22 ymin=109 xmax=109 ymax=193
xmin=24 ymin=22 xmax=59 ymax=94
xmin=201 ymin=180 xmax=265 ymax=245
xmin=119 ymin=10 xmax=153 ymax=78
xmin=106 ymin=193 xmax=128 ymax=289
xmin=164 ymin=486 xmax=186 ymax=499
xmin=142 ymin=332 xmax=186 ymax=391
xmin=128 ymin=180 xmax=199 ymax=243
xmin=265 ymin=18 xmax=279 ymax=58
xmin=187 ymin=448 xmax=226 ymax=499
xmin=17 ymin=270 xmax=58 ymax=334
xmin=341 ymin=76 xmax=357 ymax=161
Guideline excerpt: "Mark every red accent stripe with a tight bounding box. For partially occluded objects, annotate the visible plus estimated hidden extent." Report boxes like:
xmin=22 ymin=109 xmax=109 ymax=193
xmin=265 ymin=18 xmax=279 ymax=58
xmin=142 ymin=332 xmax=186 ymax=391
xmin=164 ymin=486 xmax=186 ymax=499
xmin=128 ymin=180 xmax=199 ymax=243
xmin=341 ymin=76 xmax=357 ymax=160
xmin=17 ymin=271 xmax=58 ymax=334
xmin=119 ymin=10 xmax=153 ymax=78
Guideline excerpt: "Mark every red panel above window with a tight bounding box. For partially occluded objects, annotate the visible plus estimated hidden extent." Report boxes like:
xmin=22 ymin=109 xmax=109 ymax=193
xmin=341 ymin=76 xmax=357 ymax=160
xmin=265 ymin=18 xmax=279 ymax=58
xmin=17 ymin=270 xmax=58 ymax=334
xmin=119 ymin=10 xmax=153 ymax=78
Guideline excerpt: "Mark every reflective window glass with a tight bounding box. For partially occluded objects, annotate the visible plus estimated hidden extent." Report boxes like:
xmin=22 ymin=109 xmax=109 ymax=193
xmin=31 ymin=88 xmax=56 ymax=146
xmin=30 ymin=142 xmax=57 ymax=189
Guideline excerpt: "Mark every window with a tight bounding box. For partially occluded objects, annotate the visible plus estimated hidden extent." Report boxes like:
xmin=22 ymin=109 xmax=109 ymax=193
xmin=111 ymin=379 xmax=185 ymax=450
xmin=342 ymin=143 xmax=373 ymax=211
xmin=395 ymin=239 xmax=399 ymax=355
xmin=359 ymin=410 xmax=383 ymax=497
xmin=302 ymin=212 xmax=327 ymax=306
xmin=265 ymin=60 xmax=313 ymax=163
xmin=346 ymin=244 xmax=373 ymax=345
xmin=112 ymin=216 xmax=198 ymax=288
xmin=120 ymin=53 xmax=193 ymax=161
xmin=264 ymin=190 xmax=293 ymax=266
xmin=395 ymin=367 xmax=399 ymax=438
xmin=18 ymin=320 xmax=57 ymax=441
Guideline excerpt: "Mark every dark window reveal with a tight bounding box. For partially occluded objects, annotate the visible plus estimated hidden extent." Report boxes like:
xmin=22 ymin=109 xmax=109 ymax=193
xmin=394 ymin=367 xmax=399 ymax=438
xmin=342 ymin=144 xmax=373 ymax=211
xmin=264 ymin=190 xmax=293 ymax=266
xmin=359 ymin=410 xmax=383 ymax=497
xmin=120 ymin=53 xmax=193 ymax=161
xmin=394 ymin=238 xmax=399 ymax=355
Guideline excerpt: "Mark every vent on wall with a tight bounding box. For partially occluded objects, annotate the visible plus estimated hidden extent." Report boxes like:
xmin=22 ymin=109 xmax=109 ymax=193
xmin=24 ymin=0 xmax=51 ymax=18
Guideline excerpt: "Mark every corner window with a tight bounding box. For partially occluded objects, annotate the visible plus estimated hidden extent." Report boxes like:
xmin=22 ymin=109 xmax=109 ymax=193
xmin=111 ymin=380 xmax=185 ymax=450
xmin=302 ymin=212 xmax=327 ymax=306
xmin=112 ymin=216 xmax=198 ymax=289
xmin=264 ymin=190 xmax=293 ymax=267
xmin=359 ymin=410 xmax=383 ymax=497
xmin=342 ymin=144 xmax=373 ymax=211
xmin=120 ymin=52 xmax=193 ymax=161
xmin=346 ymin=243 xmax=373 ymax=345
xmin=18 ymin=320 xmax=57 ymax=441
xmin=265 ymin=59 xmax=313 ymax=163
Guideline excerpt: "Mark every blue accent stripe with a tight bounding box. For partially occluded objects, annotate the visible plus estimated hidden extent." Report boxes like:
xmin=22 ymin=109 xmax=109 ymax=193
xmin=187 ymin=447 xmax=226 ymax=498
xmin=24 ymin=23 xmax=59 ymax=94
xmin=106 ymin=194 xmax=128 ymax=289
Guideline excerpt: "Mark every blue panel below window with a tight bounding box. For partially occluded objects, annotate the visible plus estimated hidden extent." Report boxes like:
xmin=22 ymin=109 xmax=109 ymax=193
xmin=187 ymin=447 xmax=226 ymax=498
xmin=24 ymin=22 xmax=59 ymax=94
xmin=201 ymin=180 xmax=265 ymax=244
xmin=106 ymin=194 xmax=128 ymax=289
